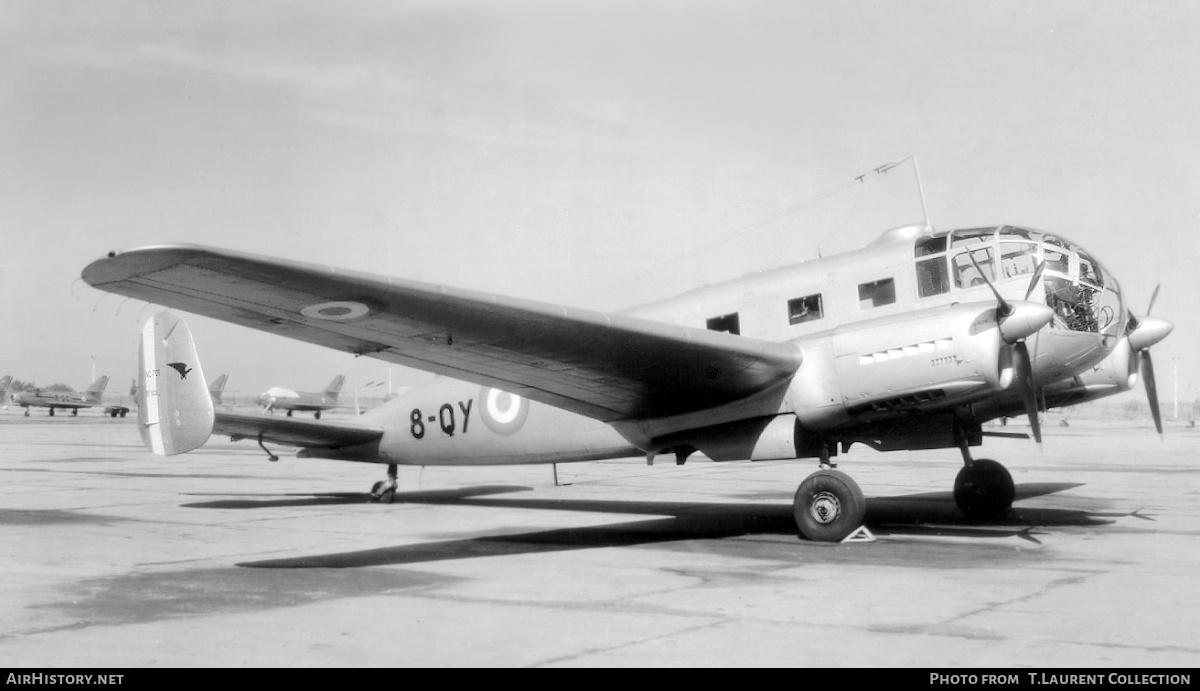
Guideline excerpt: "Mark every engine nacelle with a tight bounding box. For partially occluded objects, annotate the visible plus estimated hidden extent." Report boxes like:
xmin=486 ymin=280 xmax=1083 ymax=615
xmin=1074 ymin=337 xmax=1137 ymax=392
xmin=829 ymin=302 xmax=1017 ymax=419
xmin=667 ymin=413 xmax=800 ymax=462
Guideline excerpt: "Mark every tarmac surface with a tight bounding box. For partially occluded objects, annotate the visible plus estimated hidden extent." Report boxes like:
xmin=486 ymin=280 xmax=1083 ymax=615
xmin=1 ymin=408 xmax=1198 ymax=668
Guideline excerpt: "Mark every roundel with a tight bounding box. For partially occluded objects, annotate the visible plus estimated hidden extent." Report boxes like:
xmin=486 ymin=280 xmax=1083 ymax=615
xmin=300 ymin=301 xmax=371 ymax=321
xmin=479 ymin=386 xmax=529 ymax=435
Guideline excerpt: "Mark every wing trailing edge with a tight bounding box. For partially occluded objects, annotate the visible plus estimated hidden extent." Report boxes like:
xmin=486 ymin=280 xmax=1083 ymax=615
xmin=85 ymin=246 xmax=804 ymax=422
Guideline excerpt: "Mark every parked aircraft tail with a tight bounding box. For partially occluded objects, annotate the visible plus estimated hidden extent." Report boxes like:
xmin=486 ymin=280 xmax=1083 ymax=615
xmin=209 ymin=374 xmax=229 ymax=404
xmin=139 ymin=311 xmax=214 ymax=455
xmin=0 ymin=375 xmax=11 ymax=407
xmin=83 ymin=375 xmax=110 ymax=403
xmin=324 ymin=375 xmax=346 ymax=399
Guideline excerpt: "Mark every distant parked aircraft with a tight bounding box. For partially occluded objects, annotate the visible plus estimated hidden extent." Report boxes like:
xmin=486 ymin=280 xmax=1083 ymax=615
xmin=7 ymin=376 xmax=130 ymax=418
xmin=255 ymin=375 xmax=344 ymax=419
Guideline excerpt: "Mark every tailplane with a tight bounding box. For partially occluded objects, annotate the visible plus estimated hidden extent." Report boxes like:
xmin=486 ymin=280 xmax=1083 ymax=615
xmin=139 ymin=312 xmax=214 ymax=455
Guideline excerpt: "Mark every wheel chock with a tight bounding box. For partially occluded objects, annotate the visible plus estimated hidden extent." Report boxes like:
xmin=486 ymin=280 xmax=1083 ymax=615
xmin=841 ymin=525 xmax=876 ymax=543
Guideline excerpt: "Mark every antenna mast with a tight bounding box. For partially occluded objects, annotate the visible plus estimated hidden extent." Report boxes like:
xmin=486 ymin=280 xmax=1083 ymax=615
xmin=874 ymin=154 xmax=931 ymax=230
xmin=911 ymin=155 xmax=931 ymax=230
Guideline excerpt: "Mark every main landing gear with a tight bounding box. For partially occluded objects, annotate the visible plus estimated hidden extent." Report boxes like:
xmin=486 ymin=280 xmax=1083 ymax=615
xmin=368 ymin=464 xmax=398 ymax=504
xmin=793 ymin=444 xmax=867 ymax=542
xmin=790 ymin=437 xmax=1017 ymax=541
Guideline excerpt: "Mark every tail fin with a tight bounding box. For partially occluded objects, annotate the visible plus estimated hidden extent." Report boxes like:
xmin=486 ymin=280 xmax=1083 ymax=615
xmin=139 ymin=312 xmax=214 ymax=455
xmin=324 ymin=375 xmax=346 ymax=399
xmin=83 ymin=375 xmax=110 ymax=403
xmin=0 ymin=375 xmax=11 ymax=395
xmin=208 ymin=374 xmax=229 ymax=404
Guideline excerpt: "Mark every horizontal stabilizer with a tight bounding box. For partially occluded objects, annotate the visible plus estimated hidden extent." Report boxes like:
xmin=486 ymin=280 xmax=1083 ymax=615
xmin=139 ymin=312 xmax=214 ymax=455
xmin=214 ymin=410 xmax=382 ymax=449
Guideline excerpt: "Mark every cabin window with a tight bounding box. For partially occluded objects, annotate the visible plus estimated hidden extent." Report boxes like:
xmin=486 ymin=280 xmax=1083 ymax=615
xmin=1078 ymin=251 xmax=1104 ymax=288
xmin=787 ymin=294 xmax=823 ymax=324
xmin=914 ymin=235 xmax=947 ymax=257
xmin=950 ymin=227 xmax=996 ymax=250
xmin=858 ymin=278 xmax=895 ymax=309
xmin=999 ymin=242 xmax=1038 ymax=279
xmin=706 ymin=312 xmax=740 ymax=335
xmin=952 ymin=246 xmax=996 ymax=288
xmin=916 ymin=257 xmax=949 ymax=297
xmin=1044 ymin=246 xmax=1069 ymax=274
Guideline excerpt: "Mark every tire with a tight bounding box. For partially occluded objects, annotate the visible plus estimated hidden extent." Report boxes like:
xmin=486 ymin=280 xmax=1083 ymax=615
xmin=954 ymin=459 xmax=1015 ymax=520
xmin=793 ymin=469 xmax=866 ymax=542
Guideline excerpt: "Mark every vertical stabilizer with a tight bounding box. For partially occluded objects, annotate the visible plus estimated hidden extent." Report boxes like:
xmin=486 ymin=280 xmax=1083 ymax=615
xmin=84 ymin=375 xmax=110 ymax=402
xmin=139 ymin=312 xmax=214 ymax=455
xmin=325 ymin=375 xmax=346 ymax=399
xmin=208 ymin=374 xmax=229 ymax=404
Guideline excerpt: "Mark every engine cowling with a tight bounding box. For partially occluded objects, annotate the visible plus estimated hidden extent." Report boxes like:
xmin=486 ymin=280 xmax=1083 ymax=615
xmin=1074 ymin=336 xmax=1138 ymax=392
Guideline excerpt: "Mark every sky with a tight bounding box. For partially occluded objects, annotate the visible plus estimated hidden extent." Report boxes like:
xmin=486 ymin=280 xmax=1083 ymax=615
xmin=2 ymin=0 xmax=1198 ymax=409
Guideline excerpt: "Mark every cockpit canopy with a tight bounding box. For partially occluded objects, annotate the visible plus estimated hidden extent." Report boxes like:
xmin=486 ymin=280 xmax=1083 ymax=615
xmin=913 ymin=225 xmax=1122 ymax=338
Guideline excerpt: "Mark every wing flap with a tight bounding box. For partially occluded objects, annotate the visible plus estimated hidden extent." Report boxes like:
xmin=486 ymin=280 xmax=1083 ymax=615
xmin=84 ymin=246 xmax=803 ymax=421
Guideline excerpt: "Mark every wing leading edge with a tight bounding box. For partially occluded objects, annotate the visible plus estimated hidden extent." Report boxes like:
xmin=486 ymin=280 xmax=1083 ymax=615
xmin=84 ymin=245 xmax=803 ymax=422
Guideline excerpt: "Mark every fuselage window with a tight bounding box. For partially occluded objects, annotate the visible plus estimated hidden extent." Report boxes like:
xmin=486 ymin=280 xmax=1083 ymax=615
xmin=706 ymin=312 xmax=740 ymax=335
xmin=787 ymin=294 xmax=823 ymax=324
xmin=858 ymin=278 xmax=896 ymax=309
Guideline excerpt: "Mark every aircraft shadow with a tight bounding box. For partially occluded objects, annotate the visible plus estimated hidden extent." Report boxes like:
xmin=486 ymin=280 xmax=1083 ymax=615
xmin=236 ymin=481 xmax=1121 ymax=569
xmin=181 ymin=485 xmax=532 ymax=510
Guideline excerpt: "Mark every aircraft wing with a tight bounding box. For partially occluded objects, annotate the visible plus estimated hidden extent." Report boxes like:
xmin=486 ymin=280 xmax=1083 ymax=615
xmin=83 ymin=245 xmax=803 ymax=422
xmin=214 ymin=411 xmax=384 ymax=449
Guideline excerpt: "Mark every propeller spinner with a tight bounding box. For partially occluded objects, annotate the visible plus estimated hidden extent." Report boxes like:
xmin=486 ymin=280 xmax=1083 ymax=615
xmin=969 ymin=253 xmax=1052 ymax=447
xmin=1126 ymin=285 xmax=1173 ymax=438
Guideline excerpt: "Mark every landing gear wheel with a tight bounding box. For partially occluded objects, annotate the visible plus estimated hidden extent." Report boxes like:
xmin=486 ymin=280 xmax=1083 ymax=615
xmin=314 ymin=411 xmax=321 ymax=420
xmin=368 ymin=464 xmax=399 ymax=504
xmin=368 ymin=481 xmax=395 ymax=504
xmin=954 ymin=459 xmax=1015 ymax=520
xmin=793 ymin=469 xmax=866 ymax=542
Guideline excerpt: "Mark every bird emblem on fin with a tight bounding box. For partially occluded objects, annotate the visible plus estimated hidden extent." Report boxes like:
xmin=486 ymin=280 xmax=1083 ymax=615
xmin=167 ymin=362 xmax=192 ymax=379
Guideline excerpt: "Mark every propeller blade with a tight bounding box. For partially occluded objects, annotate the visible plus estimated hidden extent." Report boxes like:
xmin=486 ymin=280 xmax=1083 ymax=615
xmin=1141 ymin=350 xmax=1163 ymax=439
xmin=1022 ymin=261 xmax=1045 ymax=301
xmin=1013 ymin=341 xmax=1042 ymax=449
xmin=967 ymin=250 xmax=1011 ymax=316
xmin=1128 ymin=284 xmax=1162 ymax=333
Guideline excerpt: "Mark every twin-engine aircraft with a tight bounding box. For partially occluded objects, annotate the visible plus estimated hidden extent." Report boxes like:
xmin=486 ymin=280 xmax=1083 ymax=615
xmin=254 ymin=375 xmax=345 ymax=419
xmin=6 ymin=375 xmax=130 ymax=418
xmin=82 ymin=223 xmax=1173 ymax=541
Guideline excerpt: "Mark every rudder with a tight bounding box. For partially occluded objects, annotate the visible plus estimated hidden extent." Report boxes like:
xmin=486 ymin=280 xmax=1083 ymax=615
xmin=139 ymin=312 xmax=214 ymax=455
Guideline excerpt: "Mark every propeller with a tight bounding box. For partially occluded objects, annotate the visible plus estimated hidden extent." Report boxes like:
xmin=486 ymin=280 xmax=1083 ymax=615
xmin=969 ymin=252 xmax=1052 ymax=447
xmin=1126 ymin=284 xmax=1172 ymax=439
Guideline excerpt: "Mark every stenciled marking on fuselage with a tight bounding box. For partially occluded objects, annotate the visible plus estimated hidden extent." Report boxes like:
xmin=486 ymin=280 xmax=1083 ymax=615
xmin=858 ymin=338 xmax=954 ymax=366
xmin=410 ymin=399 xmax=473 ymax=439
xmin=930 ymin=354 xmax=963 ymax=367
